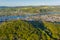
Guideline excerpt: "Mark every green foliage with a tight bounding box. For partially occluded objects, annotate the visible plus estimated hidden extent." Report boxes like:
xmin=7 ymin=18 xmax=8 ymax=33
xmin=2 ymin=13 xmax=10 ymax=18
xmin=0 ymin=20 xmax=60 ymax=40
xmin=43 ymin=21 xmax=60 ymax=39
xmin=0 ymin=20 xmax=41 ymax=40
xmin=0 ymin=6 xmax=60 ymax=16
xmin=40 ymin=9 xmax=48 ymax=13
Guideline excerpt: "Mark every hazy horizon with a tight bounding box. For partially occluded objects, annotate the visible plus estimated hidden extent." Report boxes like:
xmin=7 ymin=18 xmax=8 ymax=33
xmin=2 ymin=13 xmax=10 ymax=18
xmin=0 ymin=0 xmax=60 ymax=6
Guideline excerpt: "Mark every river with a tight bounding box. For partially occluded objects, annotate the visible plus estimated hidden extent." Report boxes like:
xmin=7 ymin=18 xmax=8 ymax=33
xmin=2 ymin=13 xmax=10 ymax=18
xmin=0 ymin=12 xmax=60 ymax=22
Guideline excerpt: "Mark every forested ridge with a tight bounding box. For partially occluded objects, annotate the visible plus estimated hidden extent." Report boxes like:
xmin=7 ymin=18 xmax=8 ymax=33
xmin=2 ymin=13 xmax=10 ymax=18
xmin=0 ymin=6 xmax=60 ymax=16
xmin=0 ymin=20 xmax=60 ymax=40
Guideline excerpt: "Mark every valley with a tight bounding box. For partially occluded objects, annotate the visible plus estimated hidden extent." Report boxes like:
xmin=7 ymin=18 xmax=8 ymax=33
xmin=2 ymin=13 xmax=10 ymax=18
xmin=0 ymin=6 xmax=60 ymax=40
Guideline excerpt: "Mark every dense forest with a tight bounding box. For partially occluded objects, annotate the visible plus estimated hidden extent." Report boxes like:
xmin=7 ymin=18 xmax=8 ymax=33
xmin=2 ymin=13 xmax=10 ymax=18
xmin=0 ymin=20 xmax=60 ymax=40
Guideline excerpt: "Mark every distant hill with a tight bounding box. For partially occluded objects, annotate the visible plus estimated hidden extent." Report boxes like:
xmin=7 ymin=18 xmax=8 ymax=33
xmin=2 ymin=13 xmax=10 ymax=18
xmin=0 ymin=6 xmax=9 ymax=8
xmin=0 ymin=5 xmax=60 ymax=16
xmin=0 ymin=6 xmax=60 ymax=8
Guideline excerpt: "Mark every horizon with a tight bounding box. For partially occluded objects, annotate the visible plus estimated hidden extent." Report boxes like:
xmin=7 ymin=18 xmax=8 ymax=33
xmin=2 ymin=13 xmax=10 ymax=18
xmin=0 ymin=0 xmax=60 ymax=6
xmin=0 ymin=5 xmax=60 ymax=7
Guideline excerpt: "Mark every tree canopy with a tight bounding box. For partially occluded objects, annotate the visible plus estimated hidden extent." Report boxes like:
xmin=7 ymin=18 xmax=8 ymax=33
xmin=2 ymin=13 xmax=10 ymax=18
xmin=0 ymin=20 xmax=60 ymax=40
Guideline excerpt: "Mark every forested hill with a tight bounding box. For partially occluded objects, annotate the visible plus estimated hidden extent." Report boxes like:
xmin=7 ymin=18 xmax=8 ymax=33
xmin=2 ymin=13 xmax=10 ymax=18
xmin=0 ymin=6 xmax=60 ymax=16
xmin=0 ymin=20 xmax=60 ymax=40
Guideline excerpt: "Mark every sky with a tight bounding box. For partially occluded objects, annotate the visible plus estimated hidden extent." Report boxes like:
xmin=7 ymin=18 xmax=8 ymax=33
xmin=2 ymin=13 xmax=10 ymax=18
xmin=0 ymin=0 xmax=60 ymax=6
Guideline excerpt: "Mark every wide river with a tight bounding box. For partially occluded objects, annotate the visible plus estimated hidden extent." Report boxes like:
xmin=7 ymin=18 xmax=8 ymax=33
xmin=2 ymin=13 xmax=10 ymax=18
xmin=0 ymin=12 xmax=60 ymax=22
